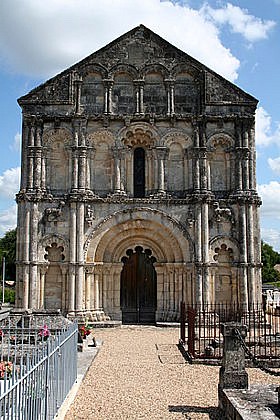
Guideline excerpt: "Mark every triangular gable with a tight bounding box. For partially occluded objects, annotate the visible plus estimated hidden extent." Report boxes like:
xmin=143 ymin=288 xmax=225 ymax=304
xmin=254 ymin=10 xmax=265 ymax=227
xmin=18 ymin=24 xmax=257 ymax=106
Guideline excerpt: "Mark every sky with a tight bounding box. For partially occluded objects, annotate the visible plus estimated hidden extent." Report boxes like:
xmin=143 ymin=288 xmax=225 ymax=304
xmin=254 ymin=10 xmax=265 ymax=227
xmin=0 ymin=0 xmax=279 ymax=251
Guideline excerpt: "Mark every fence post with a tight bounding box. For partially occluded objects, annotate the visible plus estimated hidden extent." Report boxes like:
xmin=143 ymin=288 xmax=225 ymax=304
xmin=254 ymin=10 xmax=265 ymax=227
xmin=187 ymin=306 xmax=196 ymax=358
xmin=219 ymin=322 xmax=248 ymax=391
xmin=180 ymin=301 xmax=186 ymax=344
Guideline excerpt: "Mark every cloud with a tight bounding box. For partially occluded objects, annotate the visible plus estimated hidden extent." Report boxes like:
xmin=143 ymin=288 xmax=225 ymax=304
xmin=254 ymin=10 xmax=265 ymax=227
xmin=0 ymin=167 xmax=20 ymax=200
xmin=9 ymin=132 xmax=21 ymax=153
xmin=258 ymin=181 xmax=280 ymax=219
xmin=255 ymin=107 xmax=280 ymax=147
xmin=203 ymin=3 xmax=276 ymax=42
xmin=261 ymin=228 xmax=280 ymax=253
xmin=0 ymin=205 xmax=17 ymax=238
xmin=0 ymin=0 xmax=240 ymax=81
xmin=268 ymin=157 xmax=280 ymax=175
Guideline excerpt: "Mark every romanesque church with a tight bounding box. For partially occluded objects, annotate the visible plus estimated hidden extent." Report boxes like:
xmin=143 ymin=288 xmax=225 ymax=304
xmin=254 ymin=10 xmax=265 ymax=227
xmin=16 ymin=25 xmax=262 ymax=323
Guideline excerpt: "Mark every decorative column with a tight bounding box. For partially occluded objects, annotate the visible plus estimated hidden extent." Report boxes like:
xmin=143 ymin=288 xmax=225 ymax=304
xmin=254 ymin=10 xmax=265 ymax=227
xmin=68 ymin=265 xmax=76 ymax=315
xmin=94 ymin=270 xmax=100 ymax=310
xmin=39 ymin=265 xmax=48 ymax=309
xmin=29 ymin=201 xmax=39 ymax=307
xmin=195 ymin=203 xmax=203 ymax=305
xmin=68 ymin=198 xmax=77 ymax=315
xmin=22 ymin=265 xmax=29 ymax=309
xmin=247 ymin=203 xmax=255 ymax=307
xmin=85 ymin=266 xmax=93 ymax=311
xmin=104 ymin=80 xmax=113 ymax=114
xmin=113 ymin=147 xmax=121 ymax=193
xmin=60 ymin=265 xmax=68 ymax=311
xmin=240 ymin=202 xmax=248 ymax=311
xmin=249 ymin=123 xmax=256 ymax=190
xmin=200 ymin=149 xmax=208 ymax=191
xmin=34 ymin=123 xmax=42 ymax=191
xmin=78 ymin=148 xmax=87 ymax=191
xmin=156 ymin=147 xmax=168 ymax=194
xmin=119 ymin=148 xmax=127 ymax=194
xmin=27 ymin=123 xmax=35 ymax=191
xmin=74 ymin=77 xmax=83 ymax=115
xmin=243 ymin=149 xmax=250 ymax=191
xmin=134 ymin=80 xmax=144 ymax=115
xmin=72 ymin=123 xmax=79 ymax=191
xmin=20 ymin=119 xmax=29 ymax=190
xmin=76 ymin=201 xmax=85 ymax=313
xmin=202 ymin=200 xmax=210 ymax=304
xmin=165 ymin=80 xmax=175 ymax=116
xmin=41 ymin=149 xmax=46 ymax=191
xmin=235 ymin=149 xmax=243 ymax=191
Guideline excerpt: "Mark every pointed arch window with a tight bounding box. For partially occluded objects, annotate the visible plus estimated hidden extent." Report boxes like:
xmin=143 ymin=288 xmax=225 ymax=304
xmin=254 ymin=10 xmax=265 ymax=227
xmin=134 ymin=147 xmax=145 ymax=197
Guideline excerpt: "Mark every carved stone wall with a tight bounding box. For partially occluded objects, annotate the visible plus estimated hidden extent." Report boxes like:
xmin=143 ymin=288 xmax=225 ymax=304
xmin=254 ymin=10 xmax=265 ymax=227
xmin=16 ymin=25 xmax=262 ymax=321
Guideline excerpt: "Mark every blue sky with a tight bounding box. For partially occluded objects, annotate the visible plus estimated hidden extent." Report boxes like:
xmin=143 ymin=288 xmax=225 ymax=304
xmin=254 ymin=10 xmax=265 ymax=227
xmin=0 ymin=0 xmax=280 ymax=250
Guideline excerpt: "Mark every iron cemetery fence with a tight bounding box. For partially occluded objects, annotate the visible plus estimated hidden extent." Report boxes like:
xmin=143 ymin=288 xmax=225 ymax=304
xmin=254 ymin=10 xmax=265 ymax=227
xmin=0 ymin=315 xmax=78 ymax=419
xmin=181 ymin=303 xmax=280 ymax=363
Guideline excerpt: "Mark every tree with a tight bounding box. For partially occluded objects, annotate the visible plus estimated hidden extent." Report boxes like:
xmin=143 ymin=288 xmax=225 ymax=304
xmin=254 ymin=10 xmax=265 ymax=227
xmin=0 ymin=228 xmax=16 ymax=281
xmin=261 ymin=241 xmax=280 ymax=283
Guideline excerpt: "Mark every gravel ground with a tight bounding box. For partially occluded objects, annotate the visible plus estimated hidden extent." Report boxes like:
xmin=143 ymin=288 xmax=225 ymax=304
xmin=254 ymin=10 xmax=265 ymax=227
xmin=65 ymin=326 xmax=280 ymax=420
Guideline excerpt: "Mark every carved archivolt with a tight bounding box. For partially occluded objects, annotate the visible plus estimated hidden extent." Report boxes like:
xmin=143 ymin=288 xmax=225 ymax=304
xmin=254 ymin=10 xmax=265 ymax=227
xmin=42 ymin=128 xmax=72 ymax=148
xmin=87 ymin=129 xmax=114 ymax=147
xmin=209 ymin=236 xmax=239 ymax=263
xmin=119 ymin=123 xmax=159 ymax=147
xmin=162 ymin=130 xmax=192 ymax=148
xmin=84 ymin=207 xmax=194 ymax=263
xmin=207 ymin=133 xmax=234 ymax=150
xmin=79 ymin=63 xmax=108 ymax=79
xmin=39 ymin=234 xmax=69 ymax=261
xmin=141 ymin=63 xmax=169 ymax=78
xmin=110 ymin=63 xmax=138 ymax=79
xmin=171 ymin=64 xmax=200 ymax=80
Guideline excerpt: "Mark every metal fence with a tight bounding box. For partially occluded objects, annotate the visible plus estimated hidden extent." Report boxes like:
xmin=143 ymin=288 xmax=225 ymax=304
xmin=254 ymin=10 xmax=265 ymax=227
xmin=0 ymin=316 xmax=78 ymax=419
xmin=180 ymin=303 xmax=280 ymax=363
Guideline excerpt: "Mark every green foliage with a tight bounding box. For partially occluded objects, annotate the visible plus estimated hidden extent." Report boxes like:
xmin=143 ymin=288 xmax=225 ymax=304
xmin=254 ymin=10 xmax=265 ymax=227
xmin=261 ymin=241 xmax=280 ymax=283
xmin=0 ymin=288 xmax=15 ymax=304
xmin=0 ymin=228 xmax=17 ymax=281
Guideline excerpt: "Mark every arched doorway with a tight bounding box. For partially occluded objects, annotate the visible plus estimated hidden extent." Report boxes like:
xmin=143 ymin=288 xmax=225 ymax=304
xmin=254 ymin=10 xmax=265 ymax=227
xmin=120 ymin=246 xmax=157 ymax=324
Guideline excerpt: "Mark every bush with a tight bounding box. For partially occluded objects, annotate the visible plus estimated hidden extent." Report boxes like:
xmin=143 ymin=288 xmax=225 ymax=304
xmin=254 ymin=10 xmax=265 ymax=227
xmin=0 ymin=288 xmax=15 ymax=304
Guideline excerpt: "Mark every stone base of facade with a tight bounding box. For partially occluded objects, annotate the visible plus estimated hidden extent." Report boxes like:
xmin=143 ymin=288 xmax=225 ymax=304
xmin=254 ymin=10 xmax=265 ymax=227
xmin=67 ymin=309 xmax=110 ymax=323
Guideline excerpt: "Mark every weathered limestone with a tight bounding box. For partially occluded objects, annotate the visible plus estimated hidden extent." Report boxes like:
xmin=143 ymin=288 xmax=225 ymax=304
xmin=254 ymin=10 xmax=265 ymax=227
xmin=16 ymin=25 xmax=262 ymax=322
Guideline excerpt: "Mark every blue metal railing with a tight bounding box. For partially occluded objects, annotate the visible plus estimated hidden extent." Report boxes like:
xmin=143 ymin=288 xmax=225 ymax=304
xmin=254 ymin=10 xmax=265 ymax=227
xmin=0 ymin=318 xmax=78 ymax=419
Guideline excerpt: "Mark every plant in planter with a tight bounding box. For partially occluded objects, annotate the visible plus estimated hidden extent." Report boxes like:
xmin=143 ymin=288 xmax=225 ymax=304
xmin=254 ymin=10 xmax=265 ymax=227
xmin=0 ymin=361 xmax=13 ymax=379
xmin=79 ymin=325 xmax=91 ymax=339
xmin=38 ymin=325 xmax=50 ymax=341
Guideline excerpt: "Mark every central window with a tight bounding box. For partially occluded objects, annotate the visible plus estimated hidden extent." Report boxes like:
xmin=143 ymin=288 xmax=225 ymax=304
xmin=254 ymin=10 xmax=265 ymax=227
xmin=134 ymin=147 xmax=145 ymax=198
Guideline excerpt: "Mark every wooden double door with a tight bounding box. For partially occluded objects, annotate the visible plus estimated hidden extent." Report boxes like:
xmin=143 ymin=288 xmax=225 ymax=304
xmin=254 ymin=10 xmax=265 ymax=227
xmin=120 ymin=246 xmax=157 ymax=324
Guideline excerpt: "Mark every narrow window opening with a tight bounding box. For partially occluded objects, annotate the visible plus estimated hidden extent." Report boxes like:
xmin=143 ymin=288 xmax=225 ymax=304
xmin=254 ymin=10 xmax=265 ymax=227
xmin=134 ymin=147 xmax=145 ymax=198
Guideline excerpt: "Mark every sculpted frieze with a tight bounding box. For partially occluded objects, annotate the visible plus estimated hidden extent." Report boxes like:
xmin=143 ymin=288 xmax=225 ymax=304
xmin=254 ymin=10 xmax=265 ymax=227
xmin=43 ymin=128 xmax=72 ymax=148
xmin=87 ymin=129 xmax=114 ymax=147
xmin=20 ymin=73 xmax=72 ymax=104
xmin=206 ymin=73 xmax=250 ymax=104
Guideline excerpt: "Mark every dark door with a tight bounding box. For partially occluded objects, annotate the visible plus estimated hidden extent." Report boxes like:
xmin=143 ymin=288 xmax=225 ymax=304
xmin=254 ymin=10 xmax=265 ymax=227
xmin=120 ymin=246 xmax=157 ymax=324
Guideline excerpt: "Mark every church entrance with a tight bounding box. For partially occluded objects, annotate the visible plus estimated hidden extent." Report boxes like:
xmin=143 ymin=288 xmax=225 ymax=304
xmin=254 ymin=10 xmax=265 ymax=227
xmin=120 ymin=246 xmax=157 ymax=324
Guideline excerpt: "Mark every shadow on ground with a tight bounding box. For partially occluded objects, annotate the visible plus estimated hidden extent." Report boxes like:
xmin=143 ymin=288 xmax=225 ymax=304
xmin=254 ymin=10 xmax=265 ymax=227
xmin=168 ymin=404 xmax=223 ymax=419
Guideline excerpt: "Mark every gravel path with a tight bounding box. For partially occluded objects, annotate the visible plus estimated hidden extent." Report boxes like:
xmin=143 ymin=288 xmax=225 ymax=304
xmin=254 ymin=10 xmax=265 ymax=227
xmin=65 ymin=326 xmax=279 ymax=420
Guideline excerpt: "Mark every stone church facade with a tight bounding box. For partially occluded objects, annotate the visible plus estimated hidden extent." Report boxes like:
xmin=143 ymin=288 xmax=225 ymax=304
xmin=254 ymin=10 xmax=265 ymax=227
xmin=16 ymin=25 xmax=262 ymax=323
